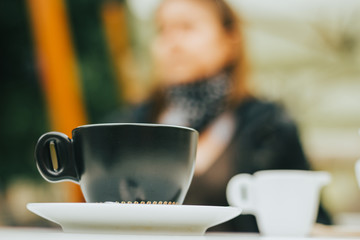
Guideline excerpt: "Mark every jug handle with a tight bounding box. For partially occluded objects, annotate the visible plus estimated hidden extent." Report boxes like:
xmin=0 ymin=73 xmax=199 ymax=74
xmin=226 ymin=174 xmax=256 ymax=214
xmin=316 ymin=171 xmax=331 ymax=186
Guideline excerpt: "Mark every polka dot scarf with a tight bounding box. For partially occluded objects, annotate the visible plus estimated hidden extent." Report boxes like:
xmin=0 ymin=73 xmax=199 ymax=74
xmin=162 ymin=70 xmax=232 ymax=132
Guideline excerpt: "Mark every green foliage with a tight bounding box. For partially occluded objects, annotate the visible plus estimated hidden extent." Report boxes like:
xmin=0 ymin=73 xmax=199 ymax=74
xmin=0 ymin=0 xmax=49 ymax=187
xmin=0 ymin=0 xmax=125 ymax=188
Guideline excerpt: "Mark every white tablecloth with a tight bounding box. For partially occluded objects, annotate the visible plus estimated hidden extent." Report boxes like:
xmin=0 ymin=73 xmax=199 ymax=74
xmin=0 ymin=227 xmax=358 ymax=240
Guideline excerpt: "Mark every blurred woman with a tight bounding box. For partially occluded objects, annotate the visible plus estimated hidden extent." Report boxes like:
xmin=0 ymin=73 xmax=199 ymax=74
xmin=110 ymin=0 xmax=331 ymax=231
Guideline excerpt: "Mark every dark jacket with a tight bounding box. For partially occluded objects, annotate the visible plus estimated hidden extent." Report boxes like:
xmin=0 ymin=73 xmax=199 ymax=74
xmin=106 ymin=97 xmax=332 ymax=232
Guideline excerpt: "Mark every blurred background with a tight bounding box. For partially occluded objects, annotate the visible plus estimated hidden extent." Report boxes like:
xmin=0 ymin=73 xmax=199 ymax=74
xmin=0 ymin=0 xmax=360 ymax=227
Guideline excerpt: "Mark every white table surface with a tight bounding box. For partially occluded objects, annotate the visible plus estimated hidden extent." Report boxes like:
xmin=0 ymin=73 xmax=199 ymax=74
xmin=0 ymin=227 xmax=359 ymax=240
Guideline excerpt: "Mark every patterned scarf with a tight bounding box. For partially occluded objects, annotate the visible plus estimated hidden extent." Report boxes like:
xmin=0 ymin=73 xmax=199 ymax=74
xmin=162 ymin=70 xmax=232 ymax=132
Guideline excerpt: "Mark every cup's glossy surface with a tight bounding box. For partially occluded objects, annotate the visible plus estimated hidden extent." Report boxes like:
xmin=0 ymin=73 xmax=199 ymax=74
xmin=35 ymin=123 xmax=198 ymax=203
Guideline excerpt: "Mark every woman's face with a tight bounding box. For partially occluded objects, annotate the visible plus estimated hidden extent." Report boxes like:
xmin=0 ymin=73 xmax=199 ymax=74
xmin=153 ymin=0 xmax=237 ymax=85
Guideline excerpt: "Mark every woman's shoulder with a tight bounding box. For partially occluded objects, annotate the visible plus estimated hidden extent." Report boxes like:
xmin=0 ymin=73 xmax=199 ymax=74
xmin=234 ymin=97 xmax=296 ymax=129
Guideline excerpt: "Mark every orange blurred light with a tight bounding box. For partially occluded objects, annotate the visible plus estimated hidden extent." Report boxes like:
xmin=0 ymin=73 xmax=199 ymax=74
xmin=27 ymin=0 xmax=86 ymax=202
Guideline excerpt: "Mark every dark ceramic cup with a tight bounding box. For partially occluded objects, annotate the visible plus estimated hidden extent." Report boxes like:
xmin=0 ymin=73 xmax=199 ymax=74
xmin=35 ymin=123 xmax=198 ymax=204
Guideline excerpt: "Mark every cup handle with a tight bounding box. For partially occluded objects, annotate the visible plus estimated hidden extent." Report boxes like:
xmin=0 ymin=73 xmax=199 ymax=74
xmin=226 ymin=174 xmax=256 ymax=214
xmin=316 ymin=171 xmax=331 ymax=186
xmin=35 ymin=132 xmax=80 ymax=183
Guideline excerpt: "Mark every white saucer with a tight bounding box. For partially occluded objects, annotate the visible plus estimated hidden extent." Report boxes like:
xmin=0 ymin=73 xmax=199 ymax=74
xmin=27 ymin=203 xmax=241 ymax=235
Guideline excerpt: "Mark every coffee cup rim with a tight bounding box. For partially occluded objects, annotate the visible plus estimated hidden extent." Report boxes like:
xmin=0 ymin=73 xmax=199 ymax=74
xmin=73 ymin=123 xmax=198 ymax=133
xmin=254 ymin=169 xmax=328 ymax=178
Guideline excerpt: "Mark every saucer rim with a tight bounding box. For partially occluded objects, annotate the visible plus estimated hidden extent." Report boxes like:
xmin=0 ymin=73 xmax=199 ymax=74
xmin=27 ymin=202 xmax=242 ymax=235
